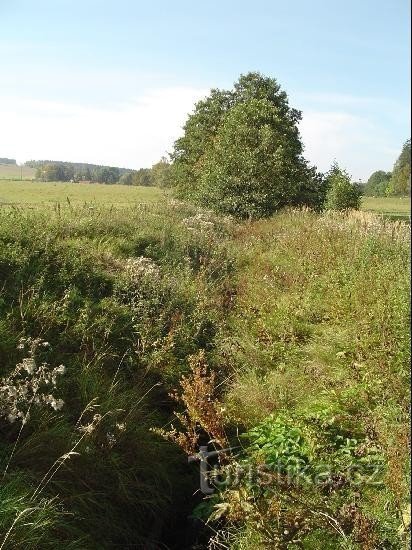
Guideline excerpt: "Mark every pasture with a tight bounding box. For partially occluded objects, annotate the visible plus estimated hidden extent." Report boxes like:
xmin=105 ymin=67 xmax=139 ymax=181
xmin=362 ymin=195 xmax=411 ymax=219
xmin=1 ymin=179 xmax=410 ymax=218
xmin=0 ymin=163 xmax=36 ymax=180
xmin=0 ymin=179 xmax=165 ymax=206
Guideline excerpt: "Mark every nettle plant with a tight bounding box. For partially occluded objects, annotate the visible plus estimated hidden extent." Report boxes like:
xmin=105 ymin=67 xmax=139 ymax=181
xmin=209 ymin=410 xmax=386 ymax=546
xmin=0 ymin=337 xmax=65 ymax=425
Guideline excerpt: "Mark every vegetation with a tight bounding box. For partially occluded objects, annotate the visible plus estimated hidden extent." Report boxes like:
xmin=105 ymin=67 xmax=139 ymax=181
xmin=364 ymin=139 xmax=411 ymax=197
xmin=171 ymin=72 xmax=325 ymax=217
xmin=28 ymin=158 xmax=172 ymax=187
xmin=32 ymin=161 xmax=125 ymax=184
xmin=362 ymin=196 xmax=410 ymax=220
xmin=1 ymin=72 xmax=410 ymax=549
xmin=205 ymin=210 xmax=410 ymax=549
xmin=0 ymin=196 xmax=409 ymax=548
xmin=364 ymin=170 xmax=392 ymax=197
xmin=325 ymin=163 xmax=363 ymax=211
xmin=387 ymin=139 xmax=411 ymax=196
xmin=0 ymin=164 xmax=36 ymax=181
xmin=0 ymin=200 xmax=236 ymax=548
xmin=0 ymin=180 xmax=166 ymax=206
xmin=151 ymin=157 xmax=173 ymax=188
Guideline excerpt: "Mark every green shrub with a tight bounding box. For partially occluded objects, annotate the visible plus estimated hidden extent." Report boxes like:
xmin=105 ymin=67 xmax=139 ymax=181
xmin=325 ymin=163 xmax=363 ymax=210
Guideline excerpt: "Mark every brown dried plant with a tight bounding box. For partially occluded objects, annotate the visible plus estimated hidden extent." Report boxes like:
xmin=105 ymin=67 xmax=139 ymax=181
xmin=158 ymin=351 xmax=228 ymax=455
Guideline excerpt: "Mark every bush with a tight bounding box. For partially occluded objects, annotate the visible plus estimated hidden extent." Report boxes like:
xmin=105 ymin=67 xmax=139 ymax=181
xmin=325 ymin=163 xmax=362 ymax=210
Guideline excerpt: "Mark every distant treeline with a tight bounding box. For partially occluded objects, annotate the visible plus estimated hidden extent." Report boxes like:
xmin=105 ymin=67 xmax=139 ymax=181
xmin=0 ymin=158 xmax=17 ymax=165
xmin=363 ymin=139 xmax=411 ymax=196
xmin=24 ymin=158 xmax=171 ymax=187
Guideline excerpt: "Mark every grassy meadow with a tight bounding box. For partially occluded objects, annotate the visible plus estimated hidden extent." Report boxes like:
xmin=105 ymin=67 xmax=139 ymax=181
xmin=1 ymin=179 xmax=410 ymax=218
xmin=0 ymin=179 xmax=166 ymax=206
xmin=362 ymin=196 xmax=411 ymax=220
xmin=0 ymin=190 xmax=410 ymax=548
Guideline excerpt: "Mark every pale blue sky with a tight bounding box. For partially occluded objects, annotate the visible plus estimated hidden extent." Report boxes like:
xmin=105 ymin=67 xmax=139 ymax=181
xmin=0 ymin=0 xmax=410 ymax=179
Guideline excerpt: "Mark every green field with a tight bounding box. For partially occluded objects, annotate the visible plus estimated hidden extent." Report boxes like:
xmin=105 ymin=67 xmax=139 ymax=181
xmin=0 ymin=163 xmax=36 ymax=180
xmin=1 ymin=180 xmax=410 ymax=216
xmin=362 ymin=195 xmax=411 ymax=219
xmin=0 ymin=179 xmax=165 ymax=206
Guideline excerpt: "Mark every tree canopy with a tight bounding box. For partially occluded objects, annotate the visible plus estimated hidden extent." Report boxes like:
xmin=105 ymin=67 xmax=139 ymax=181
xmin=171 ymin=72 xmax=325 ymax=217
xmin=387 ymin=139 xmax=411 ymax=196
xmin=151 ymin=157 xmax=172 ymax=188
xmin=364 ymin=170 xmax=392 ymax=196
xmin=0 ymin=158 xmax=16 ymax=165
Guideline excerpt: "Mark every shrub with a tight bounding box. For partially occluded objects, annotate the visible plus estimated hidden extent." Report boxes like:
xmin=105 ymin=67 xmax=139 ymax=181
xmin=325 ymin=163 xmax=362 ymax=210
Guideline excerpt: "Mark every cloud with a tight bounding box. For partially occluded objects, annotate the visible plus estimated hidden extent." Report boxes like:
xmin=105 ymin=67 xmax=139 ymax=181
xmin=299 ymin=109 xmax=400 ymax=180
xmin=289 ymin=90 xmax=409 ymax=180
xmin=0 ymin=86 xmax=207 ymax=168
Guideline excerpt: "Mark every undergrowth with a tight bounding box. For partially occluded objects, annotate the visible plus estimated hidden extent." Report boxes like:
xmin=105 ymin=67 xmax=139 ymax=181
xmin=0 ymin=201 xmax=235 ymax=548
xmin=0 ymin=203 xmax=410 ymax=549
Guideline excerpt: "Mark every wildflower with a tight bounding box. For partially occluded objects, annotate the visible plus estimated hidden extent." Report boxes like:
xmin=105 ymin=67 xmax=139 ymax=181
xmin=123 ymin=256 xmax=160 ymax=282
xmin=53 ymin=399 xmax=64 ymax=411
xmin=181 ymin=212 xmax=216 ymax=232
xmin=0 ymin=338 xmax=66 ymax=425
xmin=22 ymin=357 xmax=36 ymax=374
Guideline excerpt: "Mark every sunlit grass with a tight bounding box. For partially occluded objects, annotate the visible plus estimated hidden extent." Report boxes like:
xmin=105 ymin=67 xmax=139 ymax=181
xmin=362 ymin=196 xmax=410 ymax=219
xmin=0 ymin=202 xmax=409 ymax=548
xmin=0 ymin=164 xmax=36 ymax=180
xmin=0 ymin=179 xmax=166 ymax=206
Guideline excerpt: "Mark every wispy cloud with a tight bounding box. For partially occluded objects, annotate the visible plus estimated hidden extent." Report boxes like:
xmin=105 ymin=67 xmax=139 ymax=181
xmin=292 ymin=90 xmax=409 ymax=179
xmin=299 ymin=110 xmax=399 ymax=180
xmin=0 ymin=87 xmax=207 ymax=167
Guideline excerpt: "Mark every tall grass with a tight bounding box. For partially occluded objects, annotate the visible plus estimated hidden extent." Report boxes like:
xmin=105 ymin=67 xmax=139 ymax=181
xmin=214 ymin=209 xmax=410 ymax=548
xmin=0 ymin=202 xmax=235 ymax=548
xmin=0 ymin=203 xmax=409 ymax=548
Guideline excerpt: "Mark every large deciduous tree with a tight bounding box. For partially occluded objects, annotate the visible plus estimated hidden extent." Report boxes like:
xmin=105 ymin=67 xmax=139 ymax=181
xmin=171 ymin=72 xmax=325 ymax=217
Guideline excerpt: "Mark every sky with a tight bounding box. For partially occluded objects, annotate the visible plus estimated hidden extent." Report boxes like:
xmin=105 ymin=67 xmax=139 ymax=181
xmin=0 ymin=0 xmax=410 ymax=180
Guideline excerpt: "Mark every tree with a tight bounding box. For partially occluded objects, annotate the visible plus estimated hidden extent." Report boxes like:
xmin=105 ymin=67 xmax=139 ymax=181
xmin=387 ymin=139 xmax=411 ymax=196
xmin=171 ymin=88 xmax=234 ymax=196
xmin=151 ymin=157 xmax=172 ymax=188
xmin=63 ymin=164 xmax=75 ymax=181
xmin=95 ymin=167 xmax=120 ymax=184
xmin=133 ymin=168 xmax=153 ymax=186
xmin=171 ymin=72 xmax=324 ymax=217
xmin=119 ymin=171 xmax=136 ymax=185
xmin=37 ymin=163 xmax=66 ymax=181
xmin=325 ymin=162 xmax=362 ymax=210
xmin=364 ymin=170 xmax=392 ymax=196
